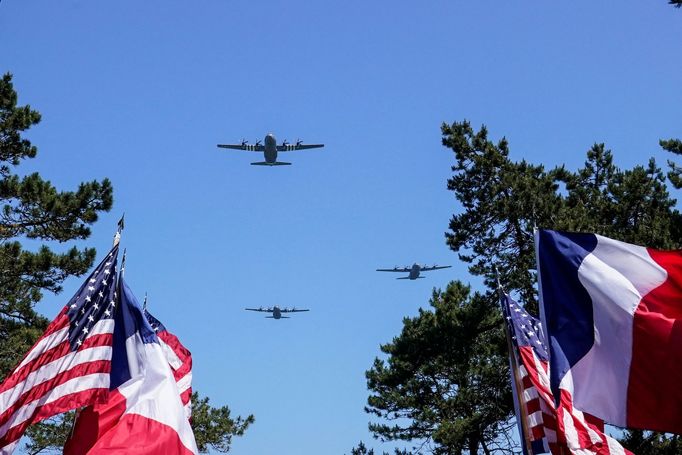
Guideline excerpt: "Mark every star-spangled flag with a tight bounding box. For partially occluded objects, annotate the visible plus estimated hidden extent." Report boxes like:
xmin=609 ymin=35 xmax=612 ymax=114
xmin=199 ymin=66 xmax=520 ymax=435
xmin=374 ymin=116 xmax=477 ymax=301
xmin=64 ymin=278 xmax=197 ymax=454
xmin=537 ymin=229 xmax=682 ymax=435
xmin=502 ymin=293 xmax=632 ymax=455
xmin=0 ymin=245 xmax=119 ymax=454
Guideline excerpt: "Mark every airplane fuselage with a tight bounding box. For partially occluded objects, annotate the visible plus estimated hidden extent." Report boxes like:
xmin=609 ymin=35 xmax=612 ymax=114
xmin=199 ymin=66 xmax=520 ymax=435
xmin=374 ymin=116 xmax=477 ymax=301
xmin=409 ymin=263 xmax=421 ymax=280
xmin=272 ymin=306 xmax=282 ymax=319
xmin=264 ymin=133 xmax=278 ymax=164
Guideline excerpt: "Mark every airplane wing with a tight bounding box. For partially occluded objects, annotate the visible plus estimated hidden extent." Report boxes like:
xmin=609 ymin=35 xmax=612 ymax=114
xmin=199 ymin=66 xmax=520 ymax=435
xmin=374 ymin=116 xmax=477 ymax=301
xmin=245 ymin=307 xmax=272 ymax=312
xmin=420 ymin=265 xmax=452 ymax=272
xmin=376 ymin=267 xmax=411 ymax=273
xmin=277 ymin=143 xmax=324 ymax=152
xmin=217 ymin=144 xmax=265 ymax=152
xmin=280 ymin=308 xmax=310 ymax=313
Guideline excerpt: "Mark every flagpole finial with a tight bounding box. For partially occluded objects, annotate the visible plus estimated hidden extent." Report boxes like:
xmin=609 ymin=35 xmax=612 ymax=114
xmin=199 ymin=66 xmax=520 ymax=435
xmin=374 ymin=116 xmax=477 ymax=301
xmin=113 ymin=214 xmax=125 ymax=247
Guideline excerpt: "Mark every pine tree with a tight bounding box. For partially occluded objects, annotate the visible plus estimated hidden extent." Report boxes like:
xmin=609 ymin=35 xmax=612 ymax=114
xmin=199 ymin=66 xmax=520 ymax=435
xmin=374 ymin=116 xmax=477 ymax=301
xmin=0 ymin=72 xmax=113 ymax=378
xmin=364 ymin=120 xmax=682 ymax=454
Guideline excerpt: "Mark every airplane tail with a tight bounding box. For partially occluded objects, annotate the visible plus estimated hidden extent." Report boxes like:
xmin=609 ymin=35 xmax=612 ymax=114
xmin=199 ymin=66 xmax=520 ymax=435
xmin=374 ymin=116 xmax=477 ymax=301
xmin=250 ymin=162 xmax=292 ymax=166
xmin=396 ymin=277 xmax=411 ymax=280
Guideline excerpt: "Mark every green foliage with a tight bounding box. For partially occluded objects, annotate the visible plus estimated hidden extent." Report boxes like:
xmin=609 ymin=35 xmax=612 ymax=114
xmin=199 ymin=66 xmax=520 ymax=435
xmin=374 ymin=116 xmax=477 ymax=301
xmin=365 ymin=282 xmax=514 ymax=455
xmin=347 ymin=441 xmax=412 ymax=455
xmin=661 ymin=138 xmax=682 ymax=188
xmin=190 ymin=391 xmax=255 ymax=453
xmin=24 ymin=412 xmax=76 ymax=455
xmin=442 ymin=120 xmax=681 ymax=314
xmin=364 ymin=120 xmax=682 ymax=454
xmin=0 ymin=72 xmax=114 ymax=380
xmin=620 ymin=431 xmax=682 ymax=454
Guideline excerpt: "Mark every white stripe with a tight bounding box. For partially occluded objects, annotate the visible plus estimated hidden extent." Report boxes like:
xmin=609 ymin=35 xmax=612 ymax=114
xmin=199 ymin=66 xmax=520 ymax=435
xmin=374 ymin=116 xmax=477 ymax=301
xmin=16 ymin=327 xmax=68 ymax=370
xmin=0 ymin=346 xmax=112 ymax=416
xmin=159 ymin=339 xmax=182 ymax=370
xmin=17 ymin=319 xmax=113 ymax=371
xmin=606 ymin=434 xmax=626 ymax=455
xmin=518 ymin=364 xmax=528 ymax=378
xmin=0 ymin=373 xmax=109 ymax=439
xmin=176 ymin=371 xmax=192 ymax=395
xmin=89 ymin=319 xmax=115 ymax=337
xmin=571 ymin=242 xmax=663 ymax=426
xmin=527 ymin=410 xmax=543 ymax=427
xmin=119 ymin=343 xmax=197 ymax=453
xmin=522 ymin=387 xmax=538 ymax=402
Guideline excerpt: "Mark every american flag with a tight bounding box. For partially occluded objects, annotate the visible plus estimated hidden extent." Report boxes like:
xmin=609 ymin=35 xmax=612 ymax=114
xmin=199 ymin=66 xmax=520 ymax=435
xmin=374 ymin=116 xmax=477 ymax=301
xmin=145 ymin=309 xmax=193 ymax=419
xmin=503 ymin=293 xmax=555 ymax=454
xmin=0 ymin=245 xmax=119 ymax=454
xmin=502 ymin=293 xmax=633 ymax=455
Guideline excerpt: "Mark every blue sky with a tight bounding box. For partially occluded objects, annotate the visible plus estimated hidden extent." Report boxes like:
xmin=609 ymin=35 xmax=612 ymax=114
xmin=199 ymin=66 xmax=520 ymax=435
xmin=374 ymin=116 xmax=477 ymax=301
xmin=2 ymin=1 xmax=681 ymax=454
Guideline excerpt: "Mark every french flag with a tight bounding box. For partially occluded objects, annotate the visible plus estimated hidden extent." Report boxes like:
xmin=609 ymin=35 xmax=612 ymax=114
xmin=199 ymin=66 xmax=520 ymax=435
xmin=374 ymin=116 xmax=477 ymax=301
xmin=64 ymin=278 xmax=198 ymax=454
xmin=536 ymin=229 xmax=682 ymax=434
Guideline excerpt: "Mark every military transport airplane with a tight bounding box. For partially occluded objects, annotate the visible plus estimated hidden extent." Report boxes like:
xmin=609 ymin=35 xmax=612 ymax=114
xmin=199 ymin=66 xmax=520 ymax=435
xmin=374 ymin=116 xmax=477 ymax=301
xmin=244 ymin=306 xmax=310 ymax=319
xmin=376 ymin=263 xmax=452 ymax=280
xmin=217 ymin=133 xmax=324 ymax=166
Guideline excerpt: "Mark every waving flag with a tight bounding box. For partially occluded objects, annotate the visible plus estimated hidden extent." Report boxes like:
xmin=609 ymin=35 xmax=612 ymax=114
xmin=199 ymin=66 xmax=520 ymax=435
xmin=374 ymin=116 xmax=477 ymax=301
xmin=0 ymin=246 xmax=119 ymax=454
xmin=64 ymin=278 xmax=197 ymax=455
xmin=537 ymin=229 xmax=682 ymax=434
xmin=502 ymin=293 xmax=632 ymax=455
xmin=144 ymin=309 xmax=193 ymax=419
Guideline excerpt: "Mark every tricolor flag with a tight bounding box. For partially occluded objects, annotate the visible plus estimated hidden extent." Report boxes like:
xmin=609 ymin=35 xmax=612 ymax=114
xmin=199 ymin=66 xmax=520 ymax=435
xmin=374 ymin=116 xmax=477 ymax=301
xmin=537 ymin=229 xmax=682 ymax=434
xmin=502 ymin=293 xmax=631 ymax=455
xmin=0 ymin=246 xmax=119 ymax=454
xmin=64 ymin=278 xmax=197 ymax=454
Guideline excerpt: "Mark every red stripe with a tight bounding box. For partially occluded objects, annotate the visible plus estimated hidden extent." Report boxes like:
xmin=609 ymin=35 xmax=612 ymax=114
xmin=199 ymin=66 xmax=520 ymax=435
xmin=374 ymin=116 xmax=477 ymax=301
xmin=87 ymin=413 xmax=195 ymax=454
xmin=0 ymin=333 xmax=111 ymax=394
xmin=628 ymin=248 xmax=682 ymax=433
xmin=158 ymin=331 xmax=192 ymax=381
xmin=0 ymin=387 xmax=109 ymax=448
xmin=0 ymin=359 xmax=111 ymax=426
xmin=525 ymin=397 xmax=541 ymax=414
xmin=42 ymin=311 xmax=70 ymax=338
xmin=64 ymin=389 xmax=128 ymax=455
xmin=180 ymin=389 xmax=192 ymax=407
xmin=530 ymin=425 xmax=545 ymax=440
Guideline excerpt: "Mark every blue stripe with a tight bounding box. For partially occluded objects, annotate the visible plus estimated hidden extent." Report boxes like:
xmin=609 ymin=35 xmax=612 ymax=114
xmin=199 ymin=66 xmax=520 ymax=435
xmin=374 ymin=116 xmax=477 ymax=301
xmin=109 ymin=278 xmax=159 ymax=390
xmin=538 ymin=230 xmax=596 ymax=400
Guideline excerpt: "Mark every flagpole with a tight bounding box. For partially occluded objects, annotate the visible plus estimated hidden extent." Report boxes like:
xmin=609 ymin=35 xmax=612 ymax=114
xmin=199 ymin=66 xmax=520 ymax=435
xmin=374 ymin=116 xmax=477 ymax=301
xmin=495 ymin=266 xmax=535 ymax=455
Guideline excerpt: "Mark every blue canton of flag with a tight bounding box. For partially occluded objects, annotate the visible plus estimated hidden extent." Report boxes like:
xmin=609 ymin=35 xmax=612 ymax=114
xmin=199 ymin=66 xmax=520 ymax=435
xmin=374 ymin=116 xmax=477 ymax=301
xmin=66 ymin=245 xmax=120 ymax=349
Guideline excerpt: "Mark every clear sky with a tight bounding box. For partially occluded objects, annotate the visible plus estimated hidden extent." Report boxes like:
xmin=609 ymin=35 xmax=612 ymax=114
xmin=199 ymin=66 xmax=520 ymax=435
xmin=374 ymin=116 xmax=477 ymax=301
xmin=2 ymin=1 xmax=681 ymax=454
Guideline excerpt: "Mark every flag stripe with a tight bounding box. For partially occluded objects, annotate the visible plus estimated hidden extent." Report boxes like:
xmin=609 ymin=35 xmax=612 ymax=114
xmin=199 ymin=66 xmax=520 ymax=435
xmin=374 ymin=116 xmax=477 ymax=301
xmin=16 ymin=316 xmax=70 ymax=370
xmin=0 ymin=373 xmax=110 ymax=448
xmin=1 ymin=329 xmax=112 ymax=396
xmin=0 ymin=354 xmax=111 ymax=427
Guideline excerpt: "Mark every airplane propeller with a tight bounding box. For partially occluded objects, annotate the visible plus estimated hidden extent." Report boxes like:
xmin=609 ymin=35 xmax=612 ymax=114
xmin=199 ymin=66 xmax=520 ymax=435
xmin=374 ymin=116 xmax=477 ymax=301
xmin=282 ymin=139 xmax=289 ymax=147
xmin=296 ymin=138 xmax=303 ymax=146
xmin=255 ymin=140 xmax=262 ymax=146
xmin=241 ymin=139 xmax=248 ymax=146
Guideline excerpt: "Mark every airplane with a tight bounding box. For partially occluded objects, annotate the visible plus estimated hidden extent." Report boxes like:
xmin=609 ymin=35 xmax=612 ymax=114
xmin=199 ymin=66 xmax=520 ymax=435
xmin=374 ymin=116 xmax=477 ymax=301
xmin=217 ymin=133 xmax=324 ymax=166
xmin=244 ymin=305 xmax=310 ymax=319
xmin=376 ymin=263 xmax=452 ymax=280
